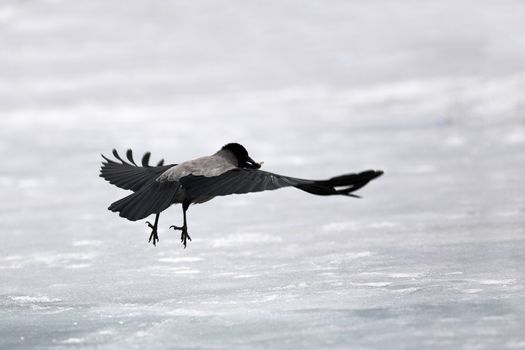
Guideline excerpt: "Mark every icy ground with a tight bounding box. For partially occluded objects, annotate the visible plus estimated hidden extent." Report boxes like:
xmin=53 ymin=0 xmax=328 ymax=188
xmin=1 ymin=1 xmax=525 ymax=349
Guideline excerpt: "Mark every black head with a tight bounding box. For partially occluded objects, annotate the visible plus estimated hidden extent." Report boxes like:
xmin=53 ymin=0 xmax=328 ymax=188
xmin=222 ymin=143 xmax=260 ymax=169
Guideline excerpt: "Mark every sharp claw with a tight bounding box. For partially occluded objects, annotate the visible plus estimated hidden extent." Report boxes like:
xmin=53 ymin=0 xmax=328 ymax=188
xmin=147 ymin=225 xmax=159 ymax=246
xmin=151 ymin=235 xmax=159 ymax=246
xmin=180 ymin=229 xmax=191 ymax=248
xmin=170 ymin=224 xmax=190 ymax=248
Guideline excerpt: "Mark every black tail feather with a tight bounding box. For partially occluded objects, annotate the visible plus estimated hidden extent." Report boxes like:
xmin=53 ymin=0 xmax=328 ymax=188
xmin=108 ymin=182 xmax=178 ymax=221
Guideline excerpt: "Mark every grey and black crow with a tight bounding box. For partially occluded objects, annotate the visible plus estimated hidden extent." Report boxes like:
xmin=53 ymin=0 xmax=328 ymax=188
xmin=100 ymin=143 xmax=383 ymax=247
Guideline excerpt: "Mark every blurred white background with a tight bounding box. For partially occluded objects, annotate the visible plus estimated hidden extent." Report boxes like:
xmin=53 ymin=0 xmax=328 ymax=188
xmin=1 ymin=1 xmax=524 ymax=349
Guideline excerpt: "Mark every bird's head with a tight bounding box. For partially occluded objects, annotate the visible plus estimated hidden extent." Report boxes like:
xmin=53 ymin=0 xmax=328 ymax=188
xmin=222 ymin=143 xmax=262 ymax=169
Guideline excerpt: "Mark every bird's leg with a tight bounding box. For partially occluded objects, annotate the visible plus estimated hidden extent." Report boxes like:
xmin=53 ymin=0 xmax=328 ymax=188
xmin=145 ymin=213 xmax=160 ymax=246
xmin=170 ymin=202 xmax=191 ymax=248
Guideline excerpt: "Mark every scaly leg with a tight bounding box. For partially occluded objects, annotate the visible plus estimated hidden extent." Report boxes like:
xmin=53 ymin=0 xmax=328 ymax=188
xmin=145 ymin=213 xmax=160 ymax=246
xmin=170 ymin=202 xmax=191 ymax=248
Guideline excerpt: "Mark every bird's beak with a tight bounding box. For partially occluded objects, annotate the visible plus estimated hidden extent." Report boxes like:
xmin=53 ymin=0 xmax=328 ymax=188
xmin=246 ymin=156 xmax=262 ymax=169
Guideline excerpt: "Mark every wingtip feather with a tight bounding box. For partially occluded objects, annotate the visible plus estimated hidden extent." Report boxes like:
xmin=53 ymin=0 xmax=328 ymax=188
xmin=142 ymin=152 xmax=151 ymax=167
xmin=126 ymin=149 xmax=138 ymax=166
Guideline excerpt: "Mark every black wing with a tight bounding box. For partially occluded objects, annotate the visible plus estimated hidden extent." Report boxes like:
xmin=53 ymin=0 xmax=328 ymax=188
xmin=100 ymin=149 xmax=175 ymax=191
xmin=179 ymin=168 xmax=383 ymax=198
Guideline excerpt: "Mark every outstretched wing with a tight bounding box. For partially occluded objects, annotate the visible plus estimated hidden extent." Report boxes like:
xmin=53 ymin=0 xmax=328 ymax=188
xmin=100 ymin=149 xmax=175 ymax=191
xmin=179 ymin=168 xmax=383 ymax=198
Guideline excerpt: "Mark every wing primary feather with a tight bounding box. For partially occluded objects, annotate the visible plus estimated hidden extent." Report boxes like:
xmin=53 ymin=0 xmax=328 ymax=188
xmin=142 ymin=152 xmax=151 ymax=167
xmin=126 ymin=149 xmax=137 ymax=166
xmin=101 ymin=150 xmax=176 ymax=191
xmin=101 ymin=154 xmax=113 ymax=163
xmin=112 ymin=149 xmax=131 ymax=165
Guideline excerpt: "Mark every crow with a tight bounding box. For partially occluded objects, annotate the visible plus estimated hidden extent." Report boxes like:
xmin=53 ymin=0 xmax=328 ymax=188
xmin=100 ymin=143 xmax=383 ymax=247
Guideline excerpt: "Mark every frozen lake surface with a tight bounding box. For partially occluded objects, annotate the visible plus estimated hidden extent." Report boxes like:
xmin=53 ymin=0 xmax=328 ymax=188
xmin=1 ymin=1 xmax=525 ymax=349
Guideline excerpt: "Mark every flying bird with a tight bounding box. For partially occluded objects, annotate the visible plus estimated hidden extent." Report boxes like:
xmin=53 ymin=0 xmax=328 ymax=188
xmin=100 ymin=143 xmax=383 ymax=247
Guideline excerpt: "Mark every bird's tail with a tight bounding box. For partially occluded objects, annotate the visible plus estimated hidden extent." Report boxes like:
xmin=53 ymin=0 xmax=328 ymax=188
xmin=294 ymin=170 xmax=383 ymax=197
xmin=108 ymin=181 xmax=178 ymax=221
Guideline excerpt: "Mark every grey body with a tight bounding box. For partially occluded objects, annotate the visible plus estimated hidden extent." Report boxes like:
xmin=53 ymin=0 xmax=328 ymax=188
xmin=157 ymin=149 xmax=238 ymax=204
xmin=158 ymin=149 xmax=238 ymax=182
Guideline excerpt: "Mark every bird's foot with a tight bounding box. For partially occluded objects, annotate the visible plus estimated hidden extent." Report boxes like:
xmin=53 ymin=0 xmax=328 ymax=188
xmin=146 ymin=221 xmax=159 ymax=246
xmin=170 ymin=225 xmax=191 ymax=248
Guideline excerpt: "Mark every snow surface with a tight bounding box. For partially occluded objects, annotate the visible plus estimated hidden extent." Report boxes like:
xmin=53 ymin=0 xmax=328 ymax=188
xmin=1 ymin=0 xmax=525 ymax=349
